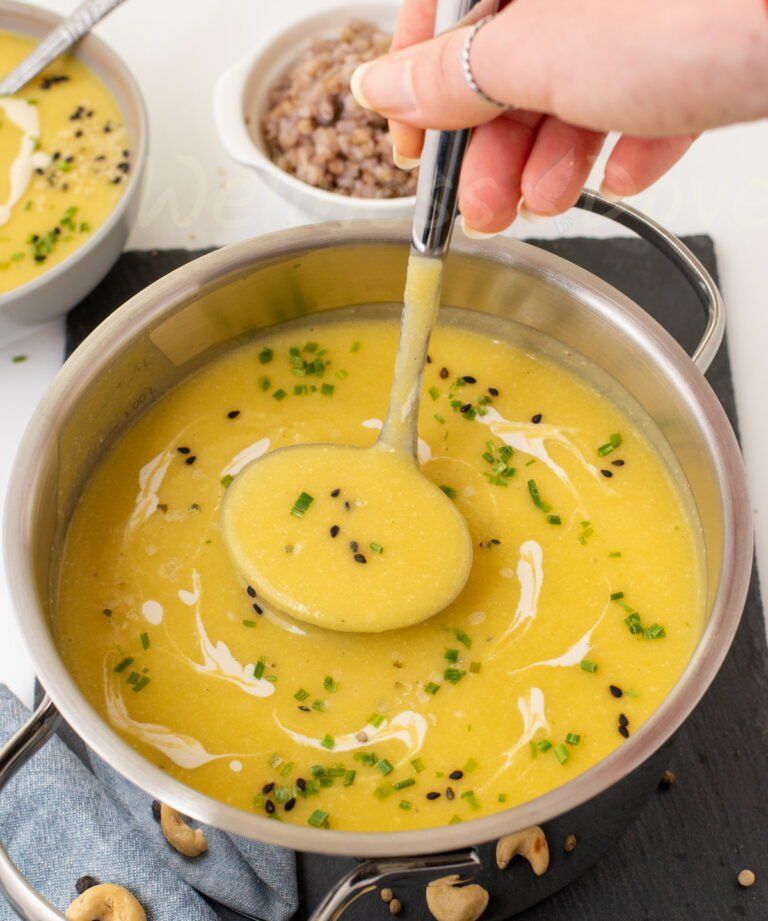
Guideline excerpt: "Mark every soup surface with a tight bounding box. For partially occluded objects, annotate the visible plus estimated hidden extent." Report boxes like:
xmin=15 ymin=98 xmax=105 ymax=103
xmin=56 ymin=313 xmax=703 ymax=832
xmin=0 ymin=31 xmax=130 ymax=294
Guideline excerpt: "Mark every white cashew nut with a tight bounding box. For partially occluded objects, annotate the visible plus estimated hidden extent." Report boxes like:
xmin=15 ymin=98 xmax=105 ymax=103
xmin=66 ymin=882 xmax=146 ymax=921
xmin=496 ymin=826 xmax=549 ymax=876
xmin=426 ymin=874 xmax=489 ymax=921
xmin=160 ymin=802 xmax=208 ymax=857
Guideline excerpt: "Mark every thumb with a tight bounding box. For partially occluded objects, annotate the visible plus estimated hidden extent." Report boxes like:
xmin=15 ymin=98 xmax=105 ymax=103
xmin=351 ymin=23 xmax=504 ymax=131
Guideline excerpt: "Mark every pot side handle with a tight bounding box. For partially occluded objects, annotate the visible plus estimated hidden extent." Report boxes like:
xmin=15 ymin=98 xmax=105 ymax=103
xmin=575 ymin=190 xmax=724 ymax=374
xmin=0 ymin=695 xmax=67 ymax=920
xmin=308 ymin=849 xmax=482 ymax=921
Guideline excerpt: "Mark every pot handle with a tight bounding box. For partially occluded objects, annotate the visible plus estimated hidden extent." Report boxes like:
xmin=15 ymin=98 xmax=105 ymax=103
xmin=575 ymin=190 xmax=724 ymax=373
xmin=0 ymin=695 xmax=67 ymax=920
xmin=308 ymin=849 xmax=482 ymax=921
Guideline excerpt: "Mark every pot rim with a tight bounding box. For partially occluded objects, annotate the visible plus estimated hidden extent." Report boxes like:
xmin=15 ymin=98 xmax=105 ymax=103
xmin=4 ymin=221 xmax=753 ymax=856
xmin=0 ymin=0 xmax=149 ymax=310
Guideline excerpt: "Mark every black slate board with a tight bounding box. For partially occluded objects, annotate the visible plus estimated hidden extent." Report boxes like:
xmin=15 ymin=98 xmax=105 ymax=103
xmin=61 ymin=237 xmax=768 ymax=921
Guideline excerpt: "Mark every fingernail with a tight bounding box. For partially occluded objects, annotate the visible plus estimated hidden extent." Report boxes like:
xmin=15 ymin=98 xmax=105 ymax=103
xmin=517 ymin=200 xmax=550 ymax=224
xmin=598 ymin=181 xmax=624 ymax=203
xmin=350 ymin=59 xmax=416 ymax=115
xmin=460 ymin=215 xmax=500 ymax=239
xmin=393 ymin=147 xmax=420 ymax=171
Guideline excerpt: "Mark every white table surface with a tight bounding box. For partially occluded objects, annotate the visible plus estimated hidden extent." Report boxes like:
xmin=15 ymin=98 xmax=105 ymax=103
xmin=1 ymin=0 xmax=766 ymax=709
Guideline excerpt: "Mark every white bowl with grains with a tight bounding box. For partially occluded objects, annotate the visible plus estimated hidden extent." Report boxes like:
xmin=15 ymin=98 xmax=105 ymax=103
xmin=213 ymin=4 xmax=418 ymax=220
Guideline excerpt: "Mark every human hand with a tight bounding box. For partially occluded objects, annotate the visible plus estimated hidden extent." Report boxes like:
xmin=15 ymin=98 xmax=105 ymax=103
xmin=351 ymin=0 xmax=768 ymax=234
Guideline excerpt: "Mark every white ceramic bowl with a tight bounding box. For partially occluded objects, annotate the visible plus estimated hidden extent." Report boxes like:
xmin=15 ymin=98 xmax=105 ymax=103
xmin=0 ymin=1 xmax=147 ymax=346
xmin=213 ymin=2 xmax=416 ymax=222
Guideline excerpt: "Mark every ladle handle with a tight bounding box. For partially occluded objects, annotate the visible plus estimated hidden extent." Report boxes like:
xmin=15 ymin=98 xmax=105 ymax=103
xmin=575 ymin=190 xmax=724 ymax=372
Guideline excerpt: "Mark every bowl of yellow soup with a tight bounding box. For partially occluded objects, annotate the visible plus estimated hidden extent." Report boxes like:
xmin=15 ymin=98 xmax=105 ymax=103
xmin=0 ymin=1 xmax=147 ymax=344
xmin=2 ymin=197 xmax=752 ymax=918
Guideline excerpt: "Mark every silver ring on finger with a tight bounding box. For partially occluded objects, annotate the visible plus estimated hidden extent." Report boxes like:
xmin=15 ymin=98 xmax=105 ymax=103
xmin=461 ymin=15 xmax=515 ymax=110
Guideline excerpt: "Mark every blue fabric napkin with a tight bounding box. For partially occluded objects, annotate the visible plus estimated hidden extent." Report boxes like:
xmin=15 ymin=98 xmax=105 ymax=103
xmin=0 ymin=685 xmax=298 ymax=920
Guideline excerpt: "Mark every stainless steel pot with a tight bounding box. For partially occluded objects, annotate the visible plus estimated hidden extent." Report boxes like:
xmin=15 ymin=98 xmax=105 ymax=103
xmin=1 ymin=193 xmax=753 ymax=920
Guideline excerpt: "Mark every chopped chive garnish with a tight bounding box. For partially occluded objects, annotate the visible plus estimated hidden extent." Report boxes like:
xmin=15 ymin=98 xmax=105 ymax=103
xmin=335 ymin=368 xmax=349 ymax=380
xmin=393 ymin=777 xmax=416 ymax=791
xmin=132 ymin=675 xmax=151 ymax=692
xmin=498 ymin=793 xmax=507 ymax=803
xmin=429 ymin=386 xmax=440 ymax=401
xmin=399 ymin=800 xmax=413 ymax=810
xmin=449 ymin=815 xmax=463 ymax=824
xmin=354 ymin=752 xmax=378 ymax=765
xmin=565 ymin=733 xmax=581 ymax=745
xmin=369 ymin=542 xmax=384 ymax=554
xmin=608 ymin=551 xmax=622 ymax=558
xmin=323 ymin=676 xmax=338 ymax=692
xmin=455 ymin=629 xmax=472 ymax=649
xmin=469 ymin=661 xmax=481 ymax=674
xmin=258 ymin=347 xmax=273 ymax=364
xmin=350 ymin=341 xmax=361 ymax=352
xmin=553 ymin=743 xmax=570 ymax=764
xmin=343 ymin=770 xmax=356 ymax=786
xmin=273 ymin=388 xmax=287 ymax=401
xmin=374 ymin=783 xmax=393 ymax=800
xmin=424 ymin=681 xmax=441 ymax=695
xmin=127 ymin=671 xmax=139 ymax=685
xmin=307 ymin=809 xmax=329 ymax=828
xmin=644 ymin=623 xmax=666 ymax=639
xmin=434 ymin=413 xmax=445 ymax=424
xmin=291 ymin=491 xmax=314 ymax=517
xmin=580 ymin=659 xmax=598 ymax=673
xmin=140 ymin=632 xmax=150 ymax=650
xmin=294 ymin=688 xmax=309 ymax=701
xmin=537 ymin=739 xmax=552 ymax=752
xmin=368 ymin=713 xmax=386 ymax=728
xmin=461 ymin=790 xmax=481 ymax=810
xmin=464 ymin=757 xmax=479 ymax=773
xmin=268 ymin=753 xmax=283 ymax=767
xmin=280 ymin=761 xmax=294 ymax=777
xmin=610 ymin=591 xmax=625 ymax=601
xmin=303 ymin=341 xmax=319 ymax=353
xmin=444 ymin=667 xmax=465 ymax=684
xmin=311 ymin=699 xmax=326 ymax=712
xmin=546 ymin=514 xmax=562 ymax=525
xmin=258 ymin=376 xmax=270 ymax=391
xmin=327 ymin=766 xmax=345 ymax=777
xmin=253 ymin=656 xmax=266 ymax=679
xmin=114 ymin=657 xmax=133 ymax=673
xmin=220 ymin=474 xmax=234 ymax=488
xmin=440 ymin=485 xmax=457 ymax=499
xmin=311 ymin=765 xmax=326 ymax=777
xmin=527 ymin=479 xmax=552 ymax=513
xmin=445 ymin=648 xmax=459 ymax=663
xmin=411 ymin=757 xmax=425 ymax=773
xmin=320 ymin=734 xmax=335 ymax=750
xmin=578 ymin=521 xmax=594 ymax=544
xmin=321 ymin=383 xmax=335 ymax=397
xmin=377 ymin=759 xmax=394 ymax=776
xmin=597 ymin=432 xmax=623 ymax=456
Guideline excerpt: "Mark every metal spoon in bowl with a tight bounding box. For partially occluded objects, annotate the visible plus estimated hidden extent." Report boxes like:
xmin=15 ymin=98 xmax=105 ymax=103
xmin=0 ymin=0 xmax=127 ymax=97
xmin=222 ymin=3 xmax=487 ymax=634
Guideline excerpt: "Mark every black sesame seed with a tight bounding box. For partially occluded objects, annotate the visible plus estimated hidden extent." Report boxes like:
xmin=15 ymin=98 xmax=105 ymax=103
xmin=190 ymin=503 xmax=201 ymax=511
xmin=227 ymin=410 xmax=241 ymax=419
xmin=296 ymin=778 xmax=307 ymax=791
xmin=75 ymin=129 xmax=83 ymax=138
xmin=618 ymin=713 xmax=629 ymax=727
xmin=618 ymin=725 xmax=630 ymax=739
xmin=284 ymin=797 xmax=296 ymax=812
xmin=117 ymin=161 xmax=131 ymax=173
xmin=262 ymin=782 xmax=275 ymax=794
xmin=426 ymin=791 xmax=441 ymax=800
xmin=488 ymin=387 xmax=499 ymax=397
xmin=462 ymin=375 xmax=477 ymax=384
xmin=439 ymin=367 xmax=449 ymax=379
xmin=449 ymin=770 xmax=463 ymax=780
xmin=612 ymin=459 xmax=625 ymax=467
xmin=331 ymin=488 xmax=341 ymax=497
xmin=177 ymin=446 xmax=191 ymax=454
xmin=344 ymin=501 xmax=351 ymax=510
xmin=157 ymin=503 xmax=168 ymax=513
xmin=531 ymin=413 xmax=543 ymax=424
xmin=354 ymin=553 xmax=367 ymax=564
xmin=490 ymin=538 xmax=501 ymax=545
xmin=75 ymin=875 xmax=97 ymax=894
xmin=446 ymin=787 xmax=455 ymax=800
xmin=426 ymin=354 xmax=432 ymax=363
xmin=102 ymin=608 xmax=112 ymax=617
xmin=52 ymin=151 xmax=60 ymax=161
xmin=609 ymin=685 xmax=623 ymax=698
xmin=600 ymin=469 xmax=613 ymax=478
xmin=253 ymin=603 xmax=263 ymax=614
xmin=151 ymin=799 xmax=161 ymax=821
xmin=349 ymin=541 xmax=359 ymax=552
xmin=185 ymin=455 xmax=197 ymax=465
xmin=460 ymin=403 xmax=472 ymax=413
xmin=265 ymin=800 xmax=275 ymax=814
xmin=330 ymin=525 xmax=340 ymax=538
xmin=247 ymin=585 xmax=257 ymax=598
xmin=298 ymin=705 xmax=310 ymax=712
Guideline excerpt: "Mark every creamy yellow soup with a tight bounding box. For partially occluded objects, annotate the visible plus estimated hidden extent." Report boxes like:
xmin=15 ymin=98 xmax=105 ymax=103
xmin=55 ymin=313 xmax=703 ymax=832
xmin=0 ymin=31 xmax=130 ymax=293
